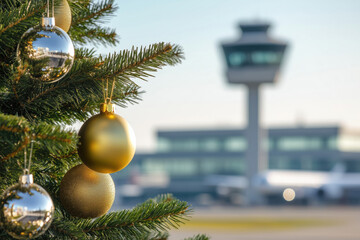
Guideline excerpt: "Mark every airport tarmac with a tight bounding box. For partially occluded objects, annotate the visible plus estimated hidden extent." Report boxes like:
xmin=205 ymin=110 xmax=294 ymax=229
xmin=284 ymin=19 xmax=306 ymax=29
xmin=169 ymin=206 xmax=360 ymax=240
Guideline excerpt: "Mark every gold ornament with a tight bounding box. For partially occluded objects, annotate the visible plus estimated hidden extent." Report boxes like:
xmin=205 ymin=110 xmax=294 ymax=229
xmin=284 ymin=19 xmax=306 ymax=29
xmin=77 ymin=102 xmax=136 ymax=173
xmin=59 ymin=164 xmax=115 ymax=218
xmin=54 ymin=0 xmax=72 ymax=32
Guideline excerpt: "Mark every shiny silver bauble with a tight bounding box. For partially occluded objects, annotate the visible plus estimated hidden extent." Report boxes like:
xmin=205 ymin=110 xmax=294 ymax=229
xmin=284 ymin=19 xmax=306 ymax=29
xmin=0 ymin=174 xmax=54 ymax=239
xmin=16 ymin=17 xmax=74 ymax=83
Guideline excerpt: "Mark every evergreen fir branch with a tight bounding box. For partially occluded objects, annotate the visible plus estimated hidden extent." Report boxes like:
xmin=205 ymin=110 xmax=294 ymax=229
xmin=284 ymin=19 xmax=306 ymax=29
xmin=0 ymin=0 xmax=16 ymax=10
xmin=79 ymin=194 xmax=190 ymax=239
xmin=0 ymin=1 xmax=44 ymax=35
xmin=11 ymin=66 xmax=27 ymax=111
xmin=110 ymin=87 xmax=142 ymax=108
xmin=75 ymin=47 xmax=97 ymax=59
xmin=100 ymin=43 xmax=184 ymax=82
xmin=0 ymin=113 xmax=30 ymax=161
xmin=71 ymin=0 xmax=116 ymax=26
xmin=147 ymin=231 xmax=169 ymax=240
xmin=184 ymin=234 xmax=210 ymax=240
xmin=45 ymin=214 xmax=88 ymax=240
xmin=0 ymin=137 xmax=29 ymax=162
xmin=0 ymin=0 xmax=44 ymax=63
xmin=69 ymin=0 xmax=118 ymax=46
xmin=0 ymin=2 xmax=200 ymax=240
xmin=0 ymin=113 xmax=77 ymax=161
xmin=50 ymin=149 xmax=78 ymax=161
xmin=0 ymin=43 xmax=183 ymax=124
xmin=71 ymin=25 xmax=118 ymax=46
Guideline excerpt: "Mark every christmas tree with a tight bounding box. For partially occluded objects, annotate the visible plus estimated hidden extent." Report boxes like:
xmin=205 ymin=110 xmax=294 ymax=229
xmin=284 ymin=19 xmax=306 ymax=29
xmin=0 ymin=0 xmax=208 ymax=239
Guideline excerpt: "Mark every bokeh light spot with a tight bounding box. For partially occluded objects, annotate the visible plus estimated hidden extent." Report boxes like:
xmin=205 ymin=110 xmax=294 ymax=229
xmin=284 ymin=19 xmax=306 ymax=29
xmin=283 ymin=188 xmax=296 ymax=201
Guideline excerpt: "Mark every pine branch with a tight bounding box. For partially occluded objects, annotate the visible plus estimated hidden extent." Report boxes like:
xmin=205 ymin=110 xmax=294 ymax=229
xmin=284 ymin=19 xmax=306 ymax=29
xmin=100 ymin=43 xmax=184 ymax=81
xmin=0 ymin=113 xmax=77 ymax=161
xmin=0 ymin=42 xmax=183 ymax=124
xmin=0 ymin=1 xmax=202 ymax=240
xmin=184 ymin=234 xmax=210 ymax=240
xmin=69 ymin=0 xmax=118 ymax=46
xmin=148 ymin=231 xmax=170 ymax=240
xmin=75 ymin=47 xmax=97 ymax=59
xmin=71 ymin=26 xmax=117 ymax=46
xmin=0 ymin=1 xmax=44 ymax=35
xmin=71 ymin=0 xmax=115 ymax=26
xmin=36 ymin=194 xmax=190 ymax=239
xmin=80 ymin=194 xmax=191 ymax=239
xmin=0 ymin=1 xmax=44 ymax=63
xmin=45 ymin=212 xmax=88 ymax=240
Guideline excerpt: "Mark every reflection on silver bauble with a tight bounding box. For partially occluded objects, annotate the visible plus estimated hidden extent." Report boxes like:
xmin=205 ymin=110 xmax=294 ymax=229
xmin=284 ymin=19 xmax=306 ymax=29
xmin=0 ymin=174 xmax=54 ymax=239
xmin=16 ymin=18 xmax=74 ymax=83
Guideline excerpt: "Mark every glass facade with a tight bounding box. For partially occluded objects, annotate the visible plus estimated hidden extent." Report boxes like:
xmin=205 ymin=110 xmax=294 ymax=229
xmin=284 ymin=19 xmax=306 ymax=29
xmin=158 ymin=136 xmax=247 ymax=153
xmin=224 ymin=45 xmax=286 ymax=68
xmin=132 ymin=127 xmax=360 ymax=180
xmin=200 ymin=138 xmax=221 ymax=152
xmin=143 ymin=158 xmax=197 ymax=176
xmin=139 ymin=157 xmax=245 ymax=177
xmin=228 ymin=51 xmax=284 ymax=67
xmin=276 ymin=136 xmax=323 ymax=151
xmin=224 ymin=137 xmax=247 ymax=151
xmin=158 ymin=135 xmax=341 ymax=153
xmin=200 ymin=157 xmax=245 ymax=175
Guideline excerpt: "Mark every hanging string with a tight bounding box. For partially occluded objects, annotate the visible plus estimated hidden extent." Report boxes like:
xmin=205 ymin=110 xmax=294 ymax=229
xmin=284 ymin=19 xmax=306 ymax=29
xmin=102 ymin=77 xmax=116 ymax=104
xmin=47 ymin=0 xmax=49 ymax=18
xmin=23 ymin=139 xmax=34 ymax=174
xmin=46 ymin=0 xmax=55 ymax=18
xmin=102 ymin=79 xmax=106 ymax=102
xmin=28 ymin=140 xmax=34 ymax=172
xmin=23 ymin=146 xmax=27 ymax=171
xmin=52 ymin=0 xmax=55 ymax=18
xmin=109 ymin=77 xmax=116 ymax=101
xmin=105 ymin=78 xmax=109 ymax=103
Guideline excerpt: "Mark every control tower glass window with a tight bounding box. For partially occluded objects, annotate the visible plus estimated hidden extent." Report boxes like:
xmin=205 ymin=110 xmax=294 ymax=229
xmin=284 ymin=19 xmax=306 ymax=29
xmin=224 ymin=45 xmax=285 ymax=67
xmin=251 ymin=51 xmax=283 ymax=65
xmin=228 ymin=52 xmax=247 ymax=66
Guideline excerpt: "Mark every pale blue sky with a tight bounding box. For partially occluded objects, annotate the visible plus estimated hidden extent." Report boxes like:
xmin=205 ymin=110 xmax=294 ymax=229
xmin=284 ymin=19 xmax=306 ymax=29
xmin=97 ymin=0 xmax=360 ymax=150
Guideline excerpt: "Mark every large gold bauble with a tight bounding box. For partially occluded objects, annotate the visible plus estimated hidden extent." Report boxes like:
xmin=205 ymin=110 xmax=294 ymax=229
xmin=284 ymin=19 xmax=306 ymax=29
xmin=77 ymin=103 xmax=136 ymax=173
xmin=54 ymin=0 xmax=72 ymax=32
xmin=59 ymin=164 xmax=115 ymax=218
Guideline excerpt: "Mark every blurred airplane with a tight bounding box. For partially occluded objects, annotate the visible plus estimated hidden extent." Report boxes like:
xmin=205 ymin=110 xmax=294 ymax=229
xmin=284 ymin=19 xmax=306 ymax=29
xmin=205 ymin=163 xmax=360 ymax=204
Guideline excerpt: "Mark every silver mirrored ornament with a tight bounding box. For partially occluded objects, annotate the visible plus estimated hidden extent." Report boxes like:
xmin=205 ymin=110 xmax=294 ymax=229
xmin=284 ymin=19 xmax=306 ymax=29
xmin=16 ymin=17 xmax=74 ymax=83
xmin=1 ymin=174 xmax=54 ymax=239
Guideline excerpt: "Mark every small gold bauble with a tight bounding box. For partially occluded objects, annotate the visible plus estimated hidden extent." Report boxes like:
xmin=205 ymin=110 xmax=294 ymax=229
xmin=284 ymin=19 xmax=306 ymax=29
xmin=54 ymin=0 xmax=72 ymax=32
xmin=77 ymin=103 xmax=136 ymax=173
xmin=59 ymin=164 xmax=115 ymax=218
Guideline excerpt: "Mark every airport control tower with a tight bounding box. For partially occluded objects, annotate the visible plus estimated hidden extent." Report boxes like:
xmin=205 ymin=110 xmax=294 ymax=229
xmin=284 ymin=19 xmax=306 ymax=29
xmin=221 ymin=22 xmax=288 ymax=204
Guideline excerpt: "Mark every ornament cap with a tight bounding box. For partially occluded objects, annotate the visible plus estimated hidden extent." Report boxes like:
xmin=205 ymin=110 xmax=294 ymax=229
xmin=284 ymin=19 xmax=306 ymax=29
xmin=100 ymin=102 xmax=115 ymax=113
xmin=19 ymin=173 xmax=34 ymax=186
xmin=42 ymin=17 xmax=56 ymax=28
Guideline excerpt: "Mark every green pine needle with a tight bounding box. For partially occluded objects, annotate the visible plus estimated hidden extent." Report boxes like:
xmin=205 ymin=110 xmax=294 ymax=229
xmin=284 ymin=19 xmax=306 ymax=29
xmin=0 ymin=1 xmax=204 ymax=239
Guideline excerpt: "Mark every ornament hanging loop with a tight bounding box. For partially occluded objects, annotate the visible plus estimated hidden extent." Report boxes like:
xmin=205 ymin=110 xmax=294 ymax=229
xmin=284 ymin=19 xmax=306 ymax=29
xmin=100 ymin=99 xmax=115 ymax=113
xmin=23 ymin=138 xmax=35 ymax=173
xmin=101 ymin=77 xmax=116 ymax=113
xmin=105 ymin=97 xmax=112 ymax=104
xmin=102 ymin=77 xmax=116 ymax=103
xmin=46 ymin=0 xmax=55 ymax=18
xmin=43 ymin=0 xmax=56 ymax=27
xmin=109 ymin=76 xmax=116 ymax=101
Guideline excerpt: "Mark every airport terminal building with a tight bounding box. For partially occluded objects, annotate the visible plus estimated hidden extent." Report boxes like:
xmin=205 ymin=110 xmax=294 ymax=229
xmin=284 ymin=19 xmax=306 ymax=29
xmin=112 ymin=125 xmax=360 ymax=207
